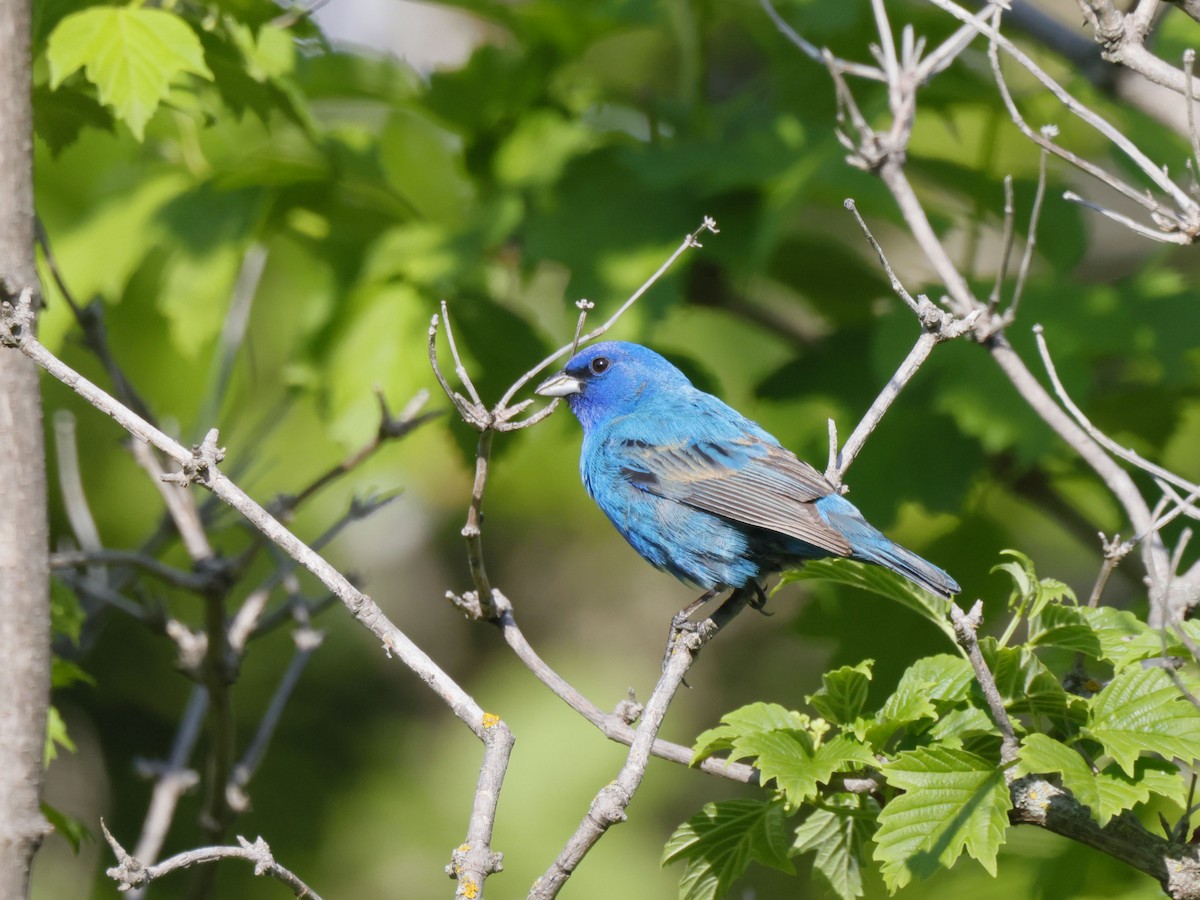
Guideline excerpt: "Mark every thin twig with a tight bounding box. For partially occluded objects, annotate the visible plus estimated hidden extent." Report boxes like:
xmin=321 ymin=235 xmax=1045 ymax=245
xmin=757 ymin=0 xmax=886 ymax=82
xmin=843 ymin=199 xmax=922 ymax=316
xmin=1008 ymin=144 xmax=1049 ymax=322
xmin=529 ymin=589 xmax=754 ymax=899
xmin=193 ymin=245 xmax=267 ymax=442
xmin=481 ymin=590 xmax=758 ymax=783
xmin=52 ymin=411 xmax=106 ymax=598
xmin=988 ymin=176 xmax=1016 ymax=314
xmin=103 ymin=822 xmax=323 ymax=900
xmin=1 ymin=288 xmax=512 ymax=899
xmin=228 ymin=628 xmax=324 ymax=810
xmin=951 ymin=601 xmax=1020 ymax=767
xmin=128 ymin=686 xmax=208 ymax=899
xmin=831 ymin=331 xmax=940 ymax=483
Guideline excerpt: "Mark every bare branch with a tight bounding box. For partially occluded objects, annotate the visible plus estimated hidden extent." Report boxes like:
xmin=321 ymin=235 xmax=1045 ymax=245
xmin=492 ymin=217 xmax=720 ymax=418
xmin=1008 ymin=145 xmax=1049 ymax=322
xmin=530 ymin=589 xmax=754 ymax=899
xmin=127 ymin=686 xmax=207 ymax=898
xmin=468 ymin=590 xmax=758 ymax=783
xmin=830 ymin=331 xmax=939 ymax=483
xmin=103 ymin=822 xmax=322 ymax=900
xmin=989 ymin=176 xmax=1016 ymax=314
xmin=952 ymin=601 xmax=1020 ymax=766
xmin=228 ymin=628 xmax=324 ymax=811
xmin=1 ymin=287 xmax=513 ymax=898
xmin=758 ymin=0 xmax=886 ymax=81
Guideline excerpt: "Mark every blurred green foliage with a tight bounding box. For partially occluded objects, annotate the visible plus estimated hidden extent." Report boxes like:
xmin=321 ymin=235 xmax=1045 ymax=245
xmin=28 ymin=0 xmax=1200 ymax=897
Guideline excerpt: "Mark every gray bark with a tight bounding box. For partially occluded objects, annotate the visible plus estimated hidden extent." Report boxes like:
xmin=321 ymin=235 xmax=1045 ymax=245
xmin=0 ymin=0 xmax=52 ymax=896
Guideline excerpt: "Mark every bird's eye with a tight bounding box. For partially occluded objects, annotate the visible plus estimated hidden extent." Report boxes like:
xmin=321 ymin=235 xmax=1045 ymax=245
xmin=589 ymin=356 xmax=611 ymax=375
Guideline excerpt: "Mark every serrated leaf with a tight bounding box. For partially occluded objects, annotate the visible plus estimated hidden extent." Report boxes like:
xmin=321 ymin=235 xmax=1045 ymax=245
xmin=793 ymin=801 xmax=877 ymax=900
xmin=1028 ymin=603 xmax=1102 ymax=656
xmin=692 ymin=702 xmax=819 ymax=764
xmin=1016 ymin=733 xmax=1102 ymax=817
xmin=926 ymin=704 xmax=998 ymax=746
xmin=807 ymin=660 xmax=874 ymax=726
xmin=664 ymin=798 xmax=793 ymax=900
xmin=982 ymin=641 xmax=1072 ymax=721
xmin=1085 ymin=666 xmax=1200 ymax=776
xmin=780 ymin=559 xmax=956 ymax=643
xmin=874 ymin=746 xmax=1011 ymax=891
xmin=860 ymin=654 xmax=971 ymax=746
xmin=1081 ymin=607 xmax=1160 ymax=669
xmin=740 ymin=732 xmax=876 ymax=807
xmin=47 ymin=7 xmax=214 ymax=140
xmin=1096 ymin=759 xmax=1187 ymax=825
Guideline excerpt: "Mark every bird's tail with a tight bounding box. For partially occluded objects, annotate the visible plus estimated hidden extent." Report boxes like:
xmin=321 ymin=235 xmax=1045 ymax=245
xmin=815 ymin=494 xmax=961 ymax=599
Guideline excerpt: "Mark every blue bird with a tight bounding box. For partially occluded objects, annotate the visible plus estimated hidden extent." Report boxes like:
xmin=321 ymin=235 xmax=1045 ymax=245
xmin=536 ymin=341 xmax=960 ymax=601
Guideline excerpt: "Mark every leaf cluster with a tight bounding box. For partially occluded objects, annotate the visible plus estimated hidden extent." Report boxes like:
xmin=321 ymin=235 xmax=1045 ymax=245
xmin=666 ymin=552 xmax=1200 ymax=900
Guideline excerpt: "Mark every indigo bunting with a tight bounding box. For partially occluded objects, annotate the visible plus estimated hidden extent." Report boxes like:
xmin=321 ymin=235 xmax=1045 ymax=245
xmin=536 ymin=341 xmax=960 ymax=599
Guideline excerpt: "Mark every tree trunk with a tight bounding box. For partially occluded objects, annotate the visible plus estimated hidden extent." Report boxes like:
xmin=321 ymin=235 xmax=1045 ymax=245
xmin=0 ymin=0 xmax=52 ymax=896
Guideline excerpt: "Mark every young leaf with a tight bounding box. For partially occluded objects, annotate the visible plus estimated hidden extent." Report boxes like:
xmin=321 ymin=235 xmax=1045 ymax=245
xmin=1085 ymin=667 xmax=1200 ymax=776
xmin=779 ymin=559 xmax=955 ymax=643
xmin=793 ymin=801 xmax=878 ymax=900
xmin=664 ymin=798 xmax=793 ymax=900
xmin=1016 ymin=734 xmax=1102 ymax=819
xmin=1028 ymin=603 xmax=1102 ymax=657
xmin=982 ymin=641 xmax=1073 ymax=721
xmin=860 ymin=654 xmax=971 ymax=746
xmin=739 ymin=732 xmax=876 ymax=807
xmin=807 ymin=660 xmax=874 ymax=726
xmin=873 ymin=746 xmax=1011 ymax=891
xmin=1095 ymin=760 xmax=1187 ymax=825
xmin=47 ymin=6 xmax=214 ymax=139
xmin=692 ymin=702 xmax=820 ymax=764
xmin=45 ymin=706 xmax=76 ymax=766
xmin=42 ymin=803 xmax=92 ymax=854
xmin=1080 ymin=607 xmax=1164 ymax=670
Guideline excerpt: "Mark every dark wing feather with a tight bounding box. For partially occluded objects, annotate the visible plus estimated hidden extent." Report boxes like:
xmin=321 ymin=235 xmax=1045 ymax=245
xmin=620 ymin=436 xmax=853 ymax=557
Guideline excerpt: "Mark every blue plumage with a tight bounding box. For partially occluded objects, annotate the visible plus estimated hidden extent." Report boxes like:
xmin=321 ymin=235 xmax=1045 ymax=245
xmin=536 ymin=341 xmax=960 ymax=599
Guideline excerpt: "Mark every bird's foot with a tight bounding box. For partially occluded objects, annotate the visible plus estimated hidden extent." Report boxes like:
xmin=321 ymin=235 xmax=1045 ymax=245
xmin=748 ymin=581 xmax=771 ymax=616
xmin=662 ymin=588 xmax=721 ymax=675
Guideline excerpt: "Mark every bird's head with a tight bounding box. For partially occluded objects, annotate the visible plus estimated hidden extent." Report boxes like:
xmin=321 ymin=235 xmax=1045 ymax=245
xmin=536 ymin=341 xmax=691 ymax=432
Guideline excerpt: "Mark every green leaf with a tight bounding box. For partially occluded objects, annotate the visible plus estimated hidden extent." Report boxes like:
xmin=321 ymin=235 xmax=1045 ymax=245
xmin=1095 ymin=759 xmax=1187 ymax=825
xmin=42 ymin=803 xmax=91 ymax=854
xmin=378 ymin=107 xmax=474 ymax=225
xmin=793 ymin=801 xmax=877 ymax=900
xmin=49 ymin=577 xmax=84 ymax=644
xmin=1016 ymin=733 xmax=1102 ymax=817
xmin=740 ymin=732 xmax=876 ymax=807
xmin=982 ymin=641 xmax=1073 ymax=721
xmin=859 ymin=654 xmax=971 ymax=746
xmin=874 ymin=746 xmax=1011 ymax=891
xmin=992 ymin=549 xmax=1075 ymax=625
xmin=1017 ymin=734 xmax=1187 ymax=826
xmin=780 ymin=559 xmax=955 ymax=643
xmin=1028 ymin=603 xmax=1102 ymax=657
xmin=692 ymin=702 xmax=821 ymax=764
xmin=32 ymin=84 xmax=114 ymax=155
xmin=807 ymin=660 xmax=874 ymax=726
xmin=51 ymin=658 xmax=94 ymax=690
xmin=664 ymin=798 xmax=793 ymax=900
xmin=45 ymin=706 xmax=76 ymax=766
xmin=47 ymin=6 xmax=214 ymax=140
xmin=1085 ymin=666 xmax=1200 ymax=776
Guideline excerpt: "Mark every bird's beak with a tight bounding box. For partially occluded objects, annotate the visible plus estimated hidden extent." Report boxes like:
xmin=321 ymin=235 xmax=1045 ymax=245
xmin=536 ymin=372 xmax=582 ymax=397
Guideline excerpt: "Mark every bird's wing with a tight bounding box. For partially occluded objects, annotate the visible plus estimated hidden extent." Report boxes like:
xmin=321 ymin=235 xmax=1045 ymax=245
xmin=616 ymin=433 xmax=853 ymax=557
